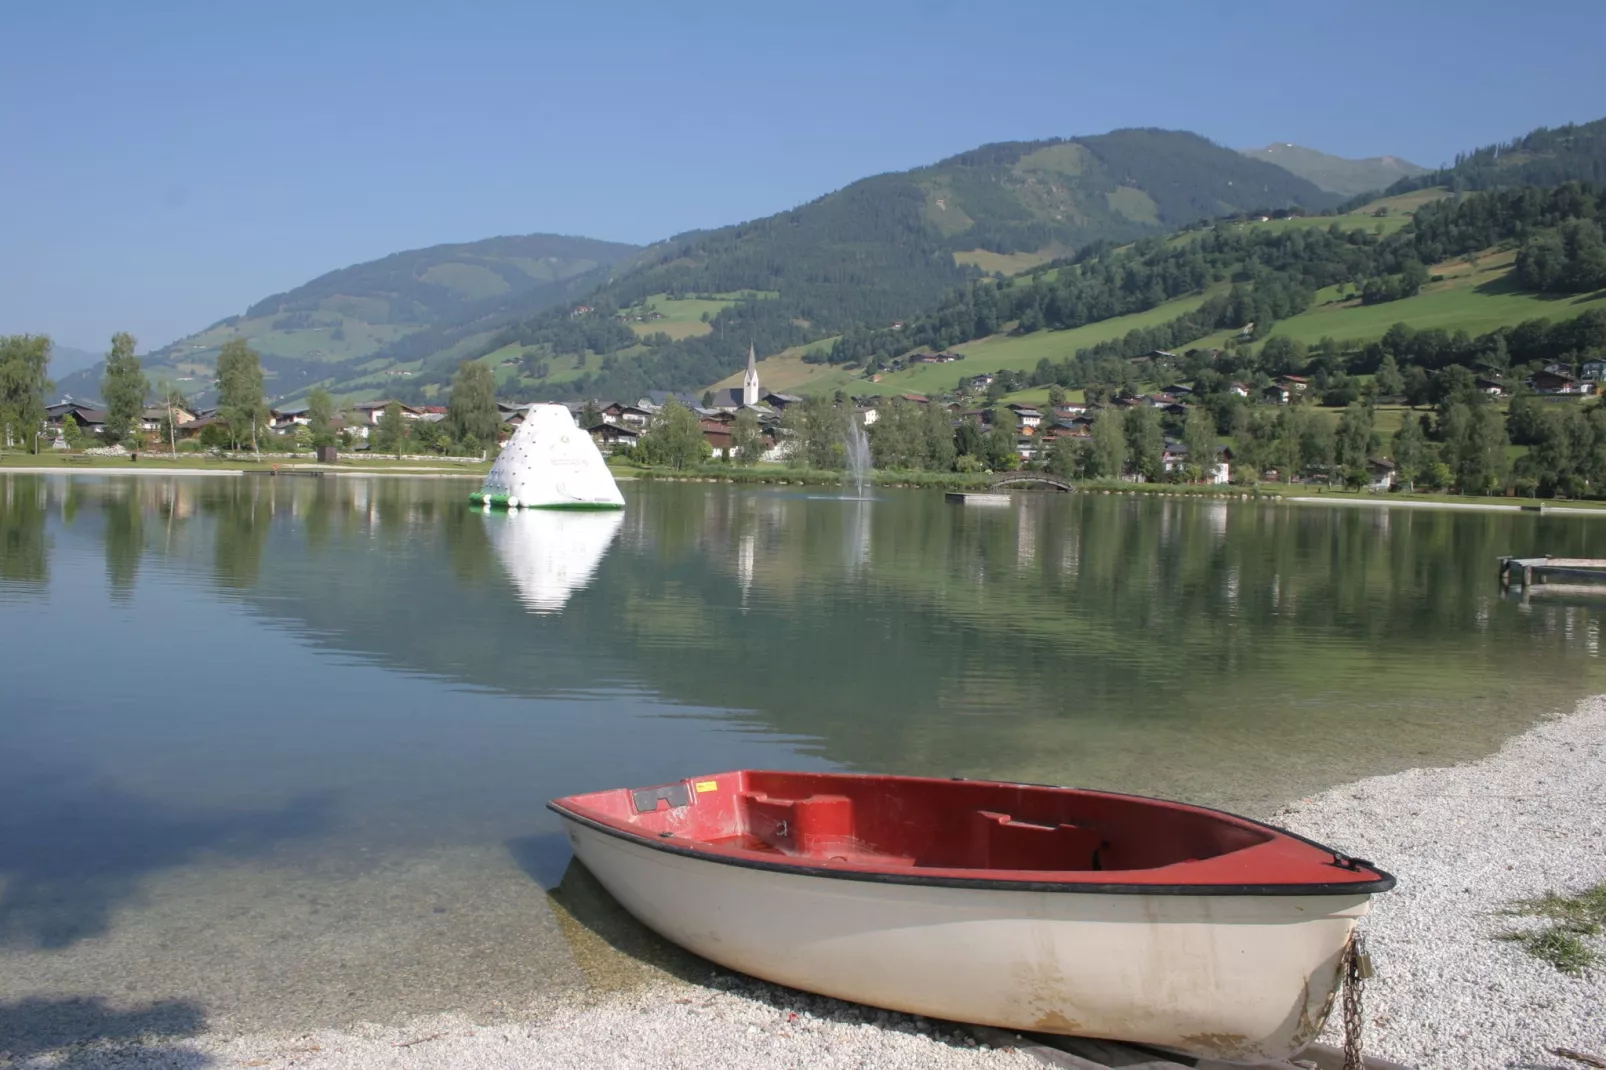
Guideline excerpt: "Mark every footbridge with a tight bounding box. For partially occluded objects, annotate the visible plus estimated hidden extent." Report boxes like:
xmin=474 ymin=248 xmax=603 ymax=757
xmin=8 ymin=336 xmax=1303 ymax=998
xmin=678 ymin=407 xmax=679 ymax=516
xmin=988 ymin=473 xmax=1073 ymax=492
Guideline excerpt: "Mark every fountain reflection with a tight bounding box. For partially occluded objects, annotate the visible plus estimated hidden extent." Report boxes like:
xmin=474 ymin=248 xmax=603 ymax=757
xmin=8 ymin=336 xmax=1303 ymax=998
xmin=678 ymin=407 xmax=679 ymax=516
xmin=484 ymin=508 xmax=625 ymax=614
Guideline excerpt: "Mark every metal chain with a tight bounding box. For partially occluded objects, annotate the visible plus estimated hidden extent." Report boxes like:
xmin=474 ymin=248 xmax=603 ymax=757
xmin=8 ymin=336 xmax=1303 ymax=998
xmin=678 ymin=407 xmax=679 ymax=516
xmin=1342 ymin=929 xmax=1369 ymax=1070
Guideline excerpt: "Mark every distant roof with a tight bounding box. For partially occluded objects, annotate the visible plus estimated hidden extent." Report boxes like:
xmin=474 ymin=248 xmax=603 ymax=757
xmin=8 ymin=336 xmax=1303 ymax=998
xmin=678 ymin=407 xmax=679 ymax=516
xmin=642 ymin=390 xmax=701 ymax=407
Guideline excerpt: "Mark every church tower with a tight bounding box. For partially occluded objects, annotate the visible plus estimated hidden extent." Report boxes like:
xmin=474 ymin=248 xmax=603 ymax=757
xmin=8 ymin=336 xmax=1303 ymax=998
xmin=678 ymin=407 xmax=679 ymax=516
xmin=742 ymin=342 xmax=761 ymax=407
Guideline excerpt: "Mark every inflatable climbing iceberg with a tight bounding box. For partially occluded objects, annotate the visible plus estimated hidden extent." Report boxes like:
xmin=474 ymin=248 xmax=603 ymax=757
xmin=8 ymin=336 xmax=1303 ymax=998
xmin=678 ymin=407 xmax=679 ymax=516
xmin=470 ymin=403 xmax=625 ymax=510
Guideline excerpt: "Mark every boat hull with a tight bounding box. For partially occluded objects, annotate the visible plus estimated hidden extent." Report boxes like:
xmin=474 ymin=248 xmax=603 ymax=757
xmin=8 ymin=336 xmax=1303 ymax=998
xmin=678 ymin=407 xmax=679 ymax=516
xmin=559 ymin=817 xmax=1368 ymax=1063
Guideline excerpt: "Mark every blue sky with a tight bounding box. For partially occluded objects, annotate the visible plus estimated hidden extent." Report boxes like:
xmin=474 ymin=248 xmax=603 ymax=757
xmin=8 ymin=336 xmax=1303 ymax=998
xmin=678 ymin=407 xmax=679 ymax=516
xmin=3 ymin=0 xmax=1603 ymax=354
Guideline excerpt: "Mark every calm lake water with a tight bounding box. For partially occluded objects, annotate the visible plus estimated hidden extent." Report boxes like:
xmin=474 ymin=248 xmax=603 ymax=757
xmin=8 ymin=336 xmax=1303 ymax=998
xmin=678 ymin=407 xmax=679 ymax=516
xmin=2 ymin=472 xmax=1604 ymax=1038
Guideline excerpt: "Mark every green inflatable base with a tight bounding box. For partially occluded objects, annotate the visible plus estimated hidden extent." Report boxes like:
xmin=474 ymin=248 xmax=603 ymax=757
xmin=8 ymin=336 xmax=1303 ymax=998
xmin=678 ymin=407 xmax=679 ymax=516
xmin=470 ymin=492 xmax=623 ymax=511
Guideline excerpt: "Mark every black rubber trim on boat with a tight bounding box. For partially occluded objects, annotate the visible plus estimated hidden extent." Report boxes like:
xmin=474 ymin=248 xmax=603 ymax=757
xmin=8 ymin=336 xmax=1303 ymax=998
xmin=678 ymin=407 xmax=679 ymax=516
xmin=546 ymin=802 xmax=1397 ymax=896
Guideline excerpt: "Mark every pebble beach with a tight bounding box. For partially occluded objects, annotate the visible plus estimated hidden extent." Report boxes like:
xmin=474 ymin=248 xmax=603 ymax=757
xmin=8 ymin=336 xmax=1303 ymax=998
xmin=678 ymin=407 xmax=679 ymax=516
xmin=5 ymin=698 xmax=1603 ymax=1070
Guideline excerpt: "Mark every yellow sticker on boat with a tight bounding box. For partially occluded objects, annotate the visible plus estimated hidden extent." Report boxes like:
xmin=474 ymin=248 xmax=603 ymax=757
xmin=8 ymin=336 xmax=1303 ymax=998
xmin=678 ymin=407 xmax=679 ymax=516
xmin=694 ymin=780 xmax=719 ymax=793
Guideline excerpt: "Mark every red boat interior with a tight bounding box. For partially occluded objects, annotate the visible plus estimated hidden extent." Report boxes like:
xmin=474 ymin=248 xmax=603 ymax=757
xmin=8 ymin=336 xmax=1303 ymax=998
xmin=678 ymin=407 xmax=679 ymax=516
xmin=552 ymin=770 xmax=1386 ymax=886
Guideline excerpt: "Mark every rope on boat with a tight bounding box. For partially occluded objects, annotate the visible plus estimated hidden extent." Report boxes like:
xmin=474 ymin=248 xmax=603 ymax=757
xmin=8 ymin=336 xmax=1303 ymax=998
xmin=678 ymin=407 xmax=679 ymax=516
xmin=1341 ymin=929 xmax=1374 ymax=1070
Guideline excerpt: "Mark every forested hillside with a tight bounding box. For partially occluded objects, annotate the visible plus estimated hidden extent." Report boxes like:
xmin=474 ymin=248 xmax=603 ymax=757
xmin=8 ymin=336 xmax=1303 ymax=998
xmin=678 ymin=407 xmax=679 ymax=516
xmin=825 ymin=183 xmax=1606 ymax=381
xmin=459 ymin=129 xmax=1340 ymax=404
xmin=1376 ymin=118 xmax=1606 ymax=197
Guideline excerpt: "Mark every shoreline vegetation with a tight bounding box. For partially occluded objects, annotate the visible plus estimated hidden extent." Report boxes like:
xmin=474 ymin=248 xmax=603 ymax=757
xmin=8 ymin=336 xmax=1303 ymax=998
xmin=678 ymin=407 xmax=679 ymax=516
xmin=15 ymin=697 xmax=1601 ymax=1070
xmin=9 ymin=451 xmax=1606 ymax=511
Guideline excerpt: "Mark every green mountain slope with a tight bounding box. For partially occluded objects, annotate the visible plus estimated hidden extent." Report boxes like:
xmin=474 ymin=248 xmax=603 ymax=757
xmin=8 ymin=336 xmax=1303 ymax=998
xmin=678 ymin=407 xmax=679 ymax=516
xmin=43 ymin=344 xmax=104 ymax=381
xmin=1379 ymin=117 xmax=1606 ymax=196
xmin=477 ymin=129 xmax=1340 ymax=403
xmin=828 ymin=177 xmax=1606 ymax=401
xmin=57 ymin=233 xmax=639 ymax=404
xmin=1239 ymin=143 xmax=1426 ymax=197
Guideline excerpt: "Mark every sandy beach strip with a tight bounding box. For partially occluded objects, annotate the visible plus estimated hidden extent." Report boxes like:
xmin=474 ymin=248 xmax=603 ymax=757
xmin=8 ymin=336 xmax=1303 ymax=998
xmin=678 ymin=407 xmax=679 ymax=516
xmin=6 ymin=698 xmax=1604 ymax=1070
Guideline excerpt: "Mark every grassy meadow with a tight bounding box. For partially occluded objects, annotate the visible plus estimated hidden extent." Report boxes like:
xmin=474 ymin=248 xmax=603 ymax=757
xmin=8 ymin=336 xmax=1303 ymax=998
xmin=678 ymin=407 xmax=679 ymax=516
xmin=708 ymin=339 xmax=856 ymax=396
xmin=953 ymin=248 xmax=1064 ymax=275
xmin=627 ymin=291 xmax=780 ymax=341
xmin=873 ymin=292 xmax=1215 ymax=395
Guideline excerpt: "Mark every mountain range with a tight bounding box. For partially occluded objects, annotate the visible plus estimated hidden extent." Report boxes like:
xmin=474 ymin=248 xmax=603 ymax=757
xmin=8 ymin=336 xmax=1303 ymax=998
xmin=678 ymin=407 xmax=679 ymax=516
xmin=1236 ymin=143 xmax=1427 ymax=198
xmin=55 ymin=117 xmax=1606 ymax=406
xmin=57 ymin=234 xmax=639 ymax=402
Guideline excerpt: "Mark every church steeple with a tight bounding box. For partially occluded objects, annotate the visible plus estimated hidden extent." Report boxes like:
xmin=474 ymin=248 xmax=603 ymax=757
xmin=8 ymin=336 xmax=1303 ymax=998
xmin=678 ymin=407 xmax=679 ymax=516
xmin=742 ymin=342 xmax=761 ymax=406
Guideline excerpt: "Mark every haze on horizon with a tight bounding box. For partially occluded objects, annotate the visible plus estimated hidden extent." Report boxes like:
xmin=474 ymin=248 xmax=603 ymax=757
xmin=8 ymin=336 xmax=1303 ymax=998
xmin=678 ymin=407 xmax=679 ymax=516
xmin=3 ymin=0 xmax=1603 ymax=353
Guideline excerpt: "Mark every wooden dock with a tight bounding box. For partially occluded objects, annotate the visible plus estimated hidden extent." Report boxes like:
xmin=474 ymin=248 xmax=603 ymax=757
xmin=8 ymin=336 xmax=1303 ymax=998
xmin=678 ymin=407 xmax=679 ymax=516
xmin=1498 ymin=556 xmax=1606 ymax=590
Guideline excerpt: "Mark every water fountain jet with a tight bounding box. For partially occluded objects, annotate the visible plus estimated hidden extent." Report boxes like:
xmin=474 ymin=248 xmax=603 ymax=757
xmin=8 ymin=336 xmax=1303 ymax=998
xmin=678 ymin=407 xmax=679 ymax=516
xmin=843 ymin=420 xmax=873 ymax=501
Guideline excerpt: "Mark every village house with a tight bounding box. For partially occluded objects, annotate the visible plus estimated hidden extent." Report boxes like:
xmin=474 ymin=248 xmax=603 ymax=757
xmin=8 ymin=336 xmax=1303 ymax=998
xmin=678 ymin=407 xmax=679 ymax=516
xmin=1263 ymin=384 xmax=1293 ymax=405
xmin=1007 ymin=403 xmax=1042 ymax=428
xmin=602 ymin=402 xmax=652 ymax=427
xmin=587 ymin=422 xmax=641 ymax=454
xmin=763 ymin=392 xmax=804 ymax=412
xmin=269 ymin=405 xmax=310 ymax=430
xmin=1014 ymin=427 xmax=1038 ymax=461
xmin=700 ymin=418 xmax=735 ymax=458
xmin=173 ymin=415 xmax=225 ymax=441
xmin=353 ymin=400 xmax=424 ymax=424
xmin=1476 ymin=377 xmax=1507 ymax=397
xmin=1367 ymin=457 xmax=1398 ymax=492
xmin=1228 ymin=382 xmax=1251 ymax=398
xmin=139 ymin=404 xmax=196 ymax=431
xmin=1275 ymin=375 xmax=1310 ymax=393
xmin=45 ymin=402 xmax=108 ymax=435
xmin=1061 ymin=414 xmax=1096 ymax=436
xmin=1582 ymin=360 xmax=1606 ymax=382
xmin=1162 ymin=442 xmax=1233 ymax=484
xmin=1528 ymin=369 xmax=1594 ymax=395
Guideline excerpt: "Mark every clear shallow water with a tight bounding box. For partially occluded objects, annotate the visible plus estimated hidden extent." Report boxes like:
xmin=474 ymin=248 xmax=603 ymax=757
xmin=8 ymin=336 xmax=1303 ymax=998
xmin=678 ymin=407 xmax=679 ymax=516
xmin=2 ymin=473 xmax=1604 ymax=1036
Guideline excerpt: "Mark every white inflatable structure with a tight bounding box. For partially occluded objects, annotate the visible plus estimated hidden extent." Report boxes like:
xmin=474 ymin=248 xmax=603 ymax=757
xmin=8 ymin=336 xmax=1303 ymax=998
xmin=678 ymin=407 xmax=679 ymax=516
xmin=471 ymin=403 xmax=625 ymax=509
xmin=485 ymin=508 xmax=625 ymax=614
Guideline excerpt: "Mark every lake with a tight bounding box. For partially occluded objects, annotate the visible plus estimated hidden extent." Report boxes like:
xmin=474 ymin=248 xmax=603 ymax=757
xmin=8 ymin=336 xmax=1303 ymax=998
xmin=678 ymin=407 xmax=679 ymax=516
xmin=2 ymin=472 xmax=1603 ymax=1036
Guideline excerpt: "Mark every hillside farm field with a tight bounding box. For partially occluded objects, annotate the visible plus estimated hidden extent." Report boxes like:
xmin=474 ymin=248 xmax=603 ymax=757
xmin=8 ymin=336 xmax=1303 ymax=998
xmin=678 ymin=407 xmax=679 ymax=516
xmin=708 ymin=339 xmax=856 ymax=396
xmin=952 ymin=248 xmax=1064 ymax=275
xmin=626 ymin=291 xmax=780 ymax=341
xmin=874 ymin=293 xmax=1214 ymax=395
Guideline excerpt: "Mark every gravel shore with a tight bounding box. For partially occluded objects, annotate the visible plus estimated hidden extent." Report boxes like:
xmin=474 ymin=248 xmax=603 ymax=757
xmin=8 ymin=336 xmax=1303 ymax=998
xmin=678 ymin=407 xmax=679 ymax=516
xmin=6 ymin=698 xmax=1603 ymax=1070
xmin=1279 ymin=693 xmax=1606 ymax=1069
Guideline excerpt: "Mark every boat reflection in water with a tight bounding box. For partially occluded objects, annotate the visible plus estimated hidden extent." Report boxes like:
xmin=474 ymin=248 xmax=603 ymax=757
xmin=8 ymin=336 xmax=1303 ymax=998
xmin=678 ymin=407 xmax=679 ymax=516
xmin=484 ymin=508 xmax=625 ymax=614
